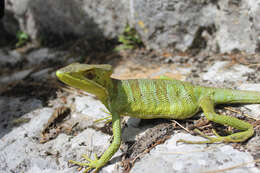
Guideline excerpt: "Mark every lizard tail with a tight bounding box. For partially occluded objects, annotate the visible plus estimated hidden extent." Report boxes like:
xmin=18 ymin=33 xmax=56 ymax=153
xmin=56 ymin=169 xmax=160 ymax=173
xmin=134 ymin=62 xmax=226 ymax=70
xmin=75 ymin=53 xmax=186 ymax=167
xmin=212 ymin=88 xmax=260 ymax=104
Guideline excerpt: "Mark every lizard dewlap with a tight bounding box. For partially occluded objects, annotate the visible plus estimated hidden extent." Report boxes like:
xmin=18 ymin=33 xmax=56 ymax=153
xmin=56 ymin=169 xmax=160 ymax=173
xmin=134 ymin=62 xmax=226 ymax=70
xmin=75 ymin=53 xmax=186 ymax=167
xmin=56 ymin=63 xmax=260 ymax=172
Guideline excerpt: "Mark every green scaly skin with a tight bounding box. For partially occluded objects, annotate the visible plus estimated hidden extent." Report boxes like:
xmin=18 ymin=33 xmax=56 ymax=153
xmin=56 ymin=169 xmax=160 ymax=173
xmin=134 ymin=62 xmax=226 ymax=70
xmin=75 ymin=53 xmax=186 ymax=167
xmin=56 ymin=63 xmax=260 ymax=172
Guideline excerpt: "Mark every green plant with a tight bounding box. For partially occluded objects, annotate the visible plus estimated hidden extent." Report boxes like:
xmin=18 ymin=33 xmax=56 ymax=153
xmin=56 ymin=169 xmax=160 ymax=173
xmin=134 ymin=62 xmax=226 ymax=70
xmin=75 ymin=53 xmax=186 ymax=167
xmin=115 ymin=24 xmax=142 ymax=51
xmin=16 ymin=31 xmax=29 ymax=47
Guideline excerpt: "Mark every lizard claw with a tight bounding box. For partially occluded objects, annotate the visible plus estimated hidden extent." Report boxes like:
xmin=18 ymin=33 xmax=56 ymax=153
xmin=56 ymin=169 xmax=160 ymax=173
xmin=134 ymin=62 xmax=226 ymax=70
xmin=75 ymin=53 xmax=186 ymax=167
xmin=69 ymin=153 xmax=103 ymax=173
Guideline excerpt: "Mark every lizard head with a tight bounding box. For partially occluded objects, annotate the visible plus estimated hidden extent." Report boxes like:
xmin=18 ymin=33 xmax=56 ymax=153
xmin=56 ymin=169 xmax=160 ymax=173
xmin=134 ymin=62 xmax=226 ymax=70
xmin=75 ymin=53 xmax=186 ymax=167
xmin=56 ymin=63 xmax=113 ymax=97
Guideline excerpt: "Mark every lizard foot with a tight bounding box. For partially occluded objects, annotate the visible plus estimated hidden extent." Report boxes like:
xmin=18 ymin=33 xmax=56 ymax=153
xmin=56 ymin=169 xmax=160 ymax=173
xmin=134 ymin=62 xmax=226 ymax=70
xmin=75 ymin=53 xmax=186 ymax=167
xmin=177 ymin=129 xmax=225 ymax=144
xmin=69 ymin=153 xmax=103 ymax=173
xmin=94 ymin=109 xmax=112 ymax=124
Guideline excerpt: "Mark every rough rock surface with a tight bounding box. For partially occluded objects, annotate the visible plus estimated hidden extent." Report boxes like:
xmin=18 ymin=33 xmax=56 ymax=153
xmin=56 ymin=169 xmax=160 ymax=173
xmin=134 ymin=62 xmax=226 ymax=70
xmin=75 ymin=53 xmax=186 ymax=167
xmin=3 ymin=0 xmax=260 ymax=53
xmin=131 ymin=134 xmax=259 ymax=173
xmin=4 ymin=0 xmax=128 ymax=40
xmin=1 ymin=46 xmax=260 ymax=173
xmin=129 ymin=0 xmax=259 ymax=53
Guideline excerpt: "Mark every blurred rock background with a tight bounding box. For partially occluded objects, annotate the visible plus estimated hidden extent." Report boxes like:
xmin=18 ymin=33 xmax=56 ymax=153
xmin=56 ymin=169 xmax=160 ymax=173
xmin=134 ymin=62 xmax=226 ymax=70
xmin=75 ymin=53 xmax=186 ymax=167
xmin=1 ymin=1 xmax=260 ymax=173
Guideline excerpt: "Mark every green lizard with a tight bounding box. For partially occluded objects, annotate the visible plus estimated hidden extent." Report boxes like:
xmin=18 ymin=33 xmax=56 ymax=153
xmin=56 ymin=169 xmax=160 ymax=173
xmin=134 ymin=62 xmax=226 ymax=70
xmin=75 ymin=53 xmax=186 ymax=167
xmin=56 ymin=63 xmax=259 ymax=173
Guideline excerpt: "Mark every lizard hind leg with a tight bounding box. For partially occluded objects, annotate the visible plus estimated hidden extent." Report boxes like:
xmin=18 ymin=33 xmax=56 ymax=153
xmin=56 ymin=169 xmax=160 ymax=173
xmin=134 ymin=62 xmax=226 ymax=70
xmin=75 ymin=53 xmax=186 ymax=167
xmin=178 ymin=96 xmax=254 ymax=144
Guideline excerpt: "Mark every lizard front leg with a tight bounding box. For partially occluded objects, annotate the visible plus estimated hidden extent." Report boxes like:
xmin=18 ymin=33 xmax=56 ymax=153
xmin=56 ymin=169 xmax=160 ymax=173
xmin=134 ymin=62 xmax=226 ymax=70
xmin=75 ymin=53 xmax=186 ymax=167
xmin=178 ymin=96 xmax=254 ymax=144
xmin=69 ymin=112 xmax=121 ymax=173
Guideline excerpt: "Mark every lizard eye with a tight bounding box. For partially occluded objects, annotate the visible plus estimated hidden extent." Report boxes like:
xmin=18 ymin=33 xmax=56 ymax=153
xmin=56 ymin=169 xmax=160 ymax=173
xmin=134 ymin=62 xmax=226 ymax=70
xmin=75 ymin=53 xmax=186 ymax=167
xmin=84 ymin=71 xmax=95 ymax=80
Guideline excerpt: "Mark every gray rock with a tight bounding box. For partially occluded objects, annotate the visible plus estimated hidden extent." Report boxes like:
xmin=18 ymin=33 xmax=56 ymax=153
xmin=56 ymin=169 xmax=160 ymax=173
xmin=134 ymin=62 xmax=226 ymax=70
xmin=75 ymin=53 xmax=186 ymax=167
xmin=30 ymin=68 xmax=53 ymax=81
xmin=0 ymin=99 xmax=121 ymax=173
xmin=131 ymin=133 xmax=259 ymax=173
xmin=0 ymin=69 xmax=33 ymax=84
xmin=0 ymin=96 xmax=43 ymax=137
xmin=6 ymin=0 xmax=128 ymax=41
xmin=5 ymin=0 xmax=260 ymax=53
xmin=0 ymin=9 xmax=19 ymax=40
xmin=250 ymin=1 xmax=260 ymax=44
xmin=0 ymin=49 xmax=22 ymax=66
xmin=238 ymin=84 xmax=260 ymax=120
xmin=26 ymin=48 xmax=60 ymax=65
xmin=129 ymin=0 xmax=217 ymax=51
xmin=202 ymin=61 xmax=254 ymax=83
xmin=129 ymin=0 xmax=260 ymax=53
xmin=214 ymin=0 xmax=258 ymax=53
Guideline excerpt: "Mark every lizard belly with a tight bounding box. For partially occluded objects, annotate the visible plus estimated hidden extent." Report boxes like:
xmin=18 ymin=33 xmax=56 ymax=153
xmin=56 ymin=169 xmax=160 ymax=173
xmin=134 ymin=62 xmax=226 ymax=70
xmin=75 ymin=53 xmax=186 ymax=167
xmin=122 ymin=101 xmax=199 ymax=119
